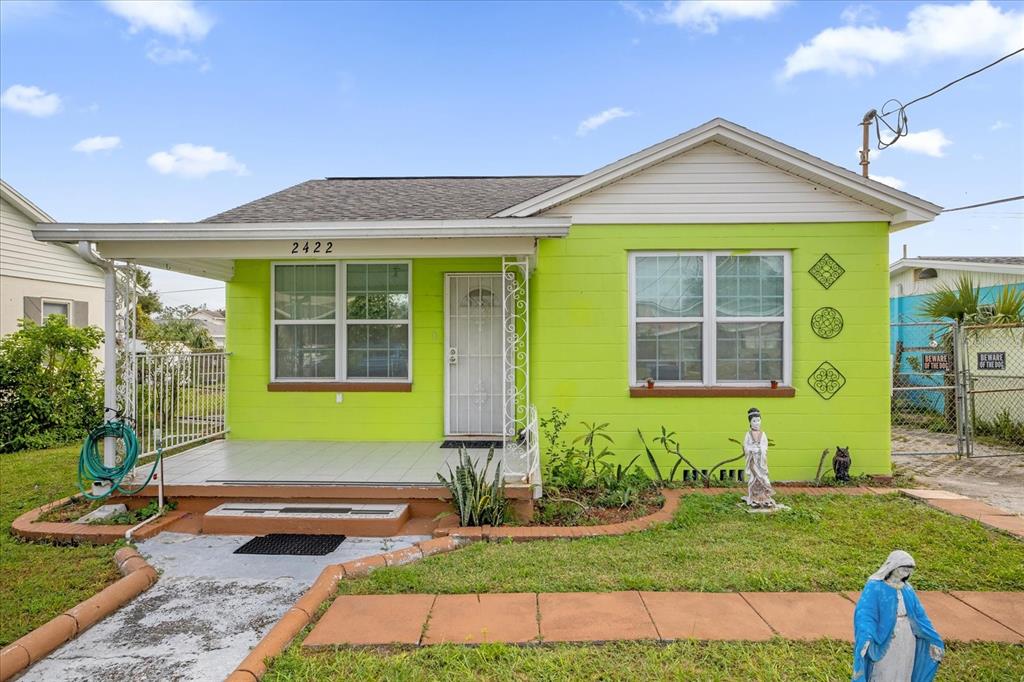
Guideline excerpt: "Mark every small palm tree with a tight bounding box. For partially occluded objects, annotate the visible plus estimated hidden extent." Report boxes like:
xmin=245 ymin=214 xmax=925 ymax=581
xmin=922 ymin=275 xmax=1024 ymax=325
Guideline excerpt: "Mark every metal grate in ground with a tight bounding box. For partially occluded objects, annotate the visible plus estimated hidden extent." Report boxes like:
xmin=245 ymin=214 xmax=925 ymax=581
xmin=234 ymin=534 xmax=346 ymax=556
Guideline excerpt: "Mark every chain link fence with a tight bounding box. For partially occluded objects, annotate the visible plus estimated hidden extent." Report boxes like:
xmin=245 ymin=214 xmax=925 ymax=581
xmin=961 ymin=324 xmax=1024 ymax=456
xmin=891 ymin=322 xmax=963 ymax=456
xmin=891 ymin=322 xmax=1024 ymax=458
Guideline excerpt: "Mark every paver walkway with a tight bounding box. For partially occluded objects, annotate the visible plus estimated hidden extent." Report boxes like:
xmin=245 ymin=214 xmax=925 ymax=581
xmin=900 ymin=488 xmax=1024 ymax=537
xmin=896 ymin=452 xmax=1024 ymax=516
xmin=304 ymin=590 xmax=1024 ymax=648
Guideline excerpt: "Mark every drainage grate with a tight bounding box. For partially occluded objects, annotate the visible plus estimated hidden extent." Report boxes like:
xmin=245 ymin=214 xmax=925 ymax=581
xmin=440 ymin=439 xmax=503 ymax=449
xmin=234 ymin=533 xmax=345 ymax=556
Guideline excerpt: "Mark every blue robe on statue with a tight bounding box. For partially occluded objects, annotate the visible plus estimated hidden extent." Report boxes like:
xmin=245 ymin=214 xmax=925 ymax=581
xmin=852 ymin=552 xmax=944 ymax=682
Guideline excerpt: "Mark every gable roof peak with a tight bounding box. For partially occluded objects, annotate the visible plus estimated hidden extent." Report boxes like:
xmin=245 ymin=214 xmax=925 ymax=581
xmin=494 ymin=118 xmax=942 ymax=231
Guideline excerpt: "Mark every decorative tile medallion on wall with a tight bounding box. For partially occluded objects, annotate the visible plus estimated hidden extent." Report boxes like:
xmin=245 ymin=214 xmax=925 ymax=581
xmin=807 ymin=361 xmax=846 ymax=400
xmin=808 ymin=254 xmax=845 ymax=289
xmin=810 ymin=307 xmax=844 ymax=339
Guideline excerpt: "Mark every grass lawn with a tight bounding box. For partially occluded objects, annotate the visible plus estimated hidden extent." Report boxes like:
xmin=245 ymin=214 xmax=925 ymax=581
xmin=270 ymin=491 xmax=1024 ymax=680
xmin=339 ymin=492 xmax=1024 ymax=595
xmin=266 ymin=640 xmax=1024 ymax=681
xmin=0 ymin=445 xmax=120 ymax=646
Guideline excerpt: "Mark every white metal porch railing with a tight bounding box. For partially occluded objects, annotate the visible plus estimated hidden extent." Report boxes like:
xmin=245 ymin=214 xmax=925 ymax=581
xmin=134 ymin=352 xmax=229 ymax=456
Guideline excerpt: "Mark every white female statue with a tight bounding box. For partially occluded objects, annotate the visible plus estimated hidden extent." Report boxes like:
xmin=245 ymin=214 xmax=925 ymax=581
xmin=742 ymin=407 xmax=776 ymax=509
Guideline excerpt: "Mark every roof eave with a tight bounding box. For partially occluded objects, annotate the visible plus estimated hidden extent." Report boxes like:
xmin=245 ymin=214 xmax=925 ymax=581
xmin=33 ymin=217 xmax=572 ymax=242
xmin=889 ymin=258 xmax=1024 ymax=276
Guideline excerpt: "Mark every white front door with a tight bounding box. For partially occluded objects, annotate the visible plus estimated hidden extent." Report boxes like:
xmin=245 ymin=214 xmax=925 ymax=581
xmin=445 ymin=273 xmax=504 ymax=436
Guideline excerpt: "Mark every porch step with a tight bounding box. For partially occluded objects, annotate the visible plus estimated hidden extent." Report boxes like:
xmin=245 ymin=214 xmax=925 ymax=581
xmin=202 ymin=501 xmax=410 ymax=537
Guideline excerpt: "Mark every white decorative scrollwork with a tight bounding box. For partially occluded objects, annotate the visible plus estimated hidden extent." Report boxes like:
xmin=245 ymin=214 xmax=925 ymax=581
xmin=114 ymin=262 xmax=138 ymax=421
xmin=501 ymin=256 xmax=530 ymax=480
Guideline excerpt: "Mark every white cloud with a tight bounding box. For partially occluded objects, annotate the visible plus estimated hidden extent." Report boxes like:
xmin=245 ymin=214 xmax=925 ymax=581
xmin=781 ymin=1 xmax=1024 ymax=80
xmin=102 ymin=0 xmax=213 ymax=41
xmin=72 ymin=135 xmax=122 ymax=153
xmin=896 ymin=129 xmax=951 ymax=157
xmin=146 ymin=43 xmax=198 ymax=64
xmin=624 ymin=0 xmax=788 ymax=34
xmin=577 ymin=107 xmax=633 ymax=136
xmin=870 ymin=174 xmax=906 ymax=190
xmin=147 ymin=143 xmax=248 ymax=178
xmin=840 ymin=3 xmax=879 ymax=25
xmin=1 ymin=84 xmax=61 ymax=117
xmin=990 ymin=120 xmax=1010 ymax=131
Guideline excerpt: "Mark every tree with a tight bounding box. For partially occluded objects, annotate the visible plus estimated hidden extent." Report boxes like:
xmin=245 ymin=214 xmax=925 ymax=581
xmin=922 ymin=275 xmax=1024 ymax=325
xmin=147 ymin=305 xmax=216 ymax=351
xmin=0 ymin=316 xmax=104 ymax=452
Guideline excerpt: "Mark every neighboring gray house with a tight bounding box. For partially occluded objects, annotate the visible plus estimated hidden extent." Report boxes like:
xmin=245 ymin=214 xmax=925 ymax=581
xmin=189 ymin=307 xmax=226 ymax=348
xmin=0 ymin=179 xmax=105 ymax=337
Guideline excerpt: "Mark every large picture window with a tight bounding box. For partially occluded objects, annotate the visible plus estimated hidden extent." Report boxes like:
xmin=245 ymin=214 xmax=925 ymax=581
xmin=272 ymin=262 xmax=411 ymax=382
xmin=629 ymin=251 xmax=790 ymax=387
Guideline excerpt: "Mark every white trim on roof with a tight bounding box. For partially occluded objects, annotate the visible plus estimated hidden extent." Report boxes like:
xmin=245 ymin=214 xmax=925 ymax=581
xmin=1 ymin=179 xmax=55 ymax=225
xmin=33 ymin=217 xmax=571 ymax=242
xmin=889 ymin=258 xmax=1024 ymax=277
xmin=494 ymin=118 xmax=942 ymax=232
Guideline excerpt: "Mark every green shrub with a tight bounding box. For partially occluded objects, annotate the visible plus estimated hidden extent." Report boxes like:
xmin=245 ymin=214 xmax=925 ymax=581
xmin=0 ymin=317 xmax=103 ymax=453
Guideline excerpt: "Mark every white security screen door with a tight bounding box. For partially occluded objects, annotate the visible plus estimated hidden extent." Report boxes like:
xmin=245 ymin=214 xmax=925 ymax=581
xmin=445 ymin=273 xmax=504 ymax=436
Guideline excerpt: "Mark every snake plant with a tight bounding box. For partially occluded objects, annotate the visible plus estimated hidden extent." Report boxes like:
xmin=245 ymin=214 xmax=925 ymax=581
xmin=437 ymin=447 xmax=509 ymax=527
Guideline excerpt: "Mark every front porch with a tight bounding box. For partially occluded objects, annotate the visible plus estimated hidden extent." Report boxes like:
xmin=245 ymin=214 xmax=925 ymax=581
xmin=136 ymin=439 xmax=507 ymax=487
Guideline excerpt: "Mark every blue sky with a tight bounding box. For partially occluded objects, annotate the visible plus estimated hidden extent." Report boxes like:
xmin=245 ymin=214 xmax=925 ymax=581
xmin=2 ymin=0 xmax=1022 ymax=308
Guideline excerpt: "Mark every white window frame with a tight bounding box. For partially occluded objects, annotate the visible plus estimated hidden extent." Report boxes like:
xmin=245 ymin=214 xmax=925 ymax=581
xmin=270 ymin=260 xmax=413 ymax=383
xmin=628 ymin=250 xmax=791 ymax=388
xmin=41 ymin=298 xmax=72 ymax=325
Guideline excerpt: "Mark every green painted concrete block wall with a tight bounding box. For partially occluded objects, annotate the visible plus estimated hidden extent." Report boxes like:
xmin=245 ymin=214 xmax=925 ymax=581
xmin=530 ymin=223 xmax=892 ymax=480
xmin=225 ymin=257 xmax=501 ymax=441
xmin=225 ymin=222 xmax=892 ymax=480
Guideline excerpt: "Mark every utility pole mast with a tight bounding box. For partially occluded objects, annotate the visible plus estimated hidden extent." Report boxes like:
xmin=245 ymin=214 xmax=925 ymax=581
xmin=859 ymin=110 xmax=876 ymax=178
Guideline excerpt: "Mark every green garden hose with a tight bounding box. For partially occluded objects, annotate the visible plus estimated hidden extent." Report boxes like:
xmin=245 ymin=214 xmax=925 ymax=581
xmin=77 ymin=420 xmax=160 ymax=500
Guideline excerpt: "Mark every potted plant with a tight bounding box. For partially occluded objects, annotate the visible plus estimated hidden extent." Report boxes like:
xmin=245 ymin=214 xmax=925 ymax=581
xmin=646 ymin=377 xmax=655 ymax=389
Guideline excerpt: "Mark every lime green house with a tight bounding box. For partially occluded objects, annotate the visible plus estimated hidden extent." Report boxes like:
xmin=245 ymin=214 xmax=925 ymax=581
xmin=35 ymin=119 xmax=942 ymax=492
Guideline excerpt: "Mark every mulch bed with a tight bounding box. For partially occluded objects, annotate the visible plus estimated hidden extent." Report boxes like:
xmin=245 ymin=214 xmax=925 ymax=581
xmin=523 ymin=488 xmax=665 ymax=527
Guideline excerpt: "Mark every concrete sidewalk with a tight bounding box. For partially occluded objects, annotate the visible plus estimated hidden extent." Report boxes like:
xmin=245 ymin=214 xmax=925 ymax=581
xmin=304 ymin=590 xmax=1024 ymax=648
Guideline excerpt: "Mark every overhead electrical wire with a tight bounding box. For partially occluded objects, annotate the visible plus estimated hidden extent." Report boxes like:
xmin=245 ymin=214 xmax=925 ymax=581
xmin=871 ymin=47 xmax=1024 ymax=150
xmin=941 ymin=195 xmax=1024 ymax=213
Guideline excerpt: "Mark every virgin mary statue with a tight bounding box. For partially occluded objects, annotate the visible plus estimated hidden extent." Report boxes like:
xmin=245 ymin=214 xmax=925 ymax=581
xmin=853 ymin=550 xmax=944 ymax=682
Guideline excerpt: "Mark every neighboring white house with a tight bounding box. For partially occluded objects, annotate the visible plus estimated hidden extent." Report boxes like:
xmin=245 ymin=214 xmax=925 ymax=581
xmin=189 ymin=308 xmax=226 ymax=348
xmin=0 ymin=179 xmax=106 ymax=336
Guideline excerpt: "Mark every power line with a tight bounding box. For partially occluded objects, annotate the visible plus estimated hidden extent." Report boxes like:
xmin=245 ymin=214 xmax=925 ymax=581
xmin=942 ymin=195 xmax=1024 ymax=213
xmin=867 ymin=47 xmax=1024 ymax=152
xmin=157 ymin=286 xmax=225 ymax=294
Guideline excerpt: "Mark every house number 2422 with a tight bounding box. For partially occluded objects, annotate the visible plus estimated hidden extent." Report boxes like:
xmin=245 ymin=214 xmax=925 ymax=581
xmin=291 ymin=241 xmax=333 ymax=254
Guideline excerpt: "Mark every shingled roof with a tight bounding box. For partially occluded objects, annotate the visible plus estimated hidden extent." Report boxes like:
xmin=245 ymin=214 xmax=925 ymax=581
xmin=918 ymin=256 xmax=1024 ymax=266
xmin=201 ymin=176 xmax=579 ymax=223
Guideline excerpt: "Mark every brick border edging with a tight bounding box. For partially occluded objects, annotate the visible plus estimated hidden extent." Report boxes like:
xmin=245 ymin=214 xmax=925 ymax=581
xmin=0 ymin=547 xmax=158 ymax=682
xmin=10 ymin=495 xmax=187 ymax=545
xmin=225 ymin=535 xmax=470 ymax=682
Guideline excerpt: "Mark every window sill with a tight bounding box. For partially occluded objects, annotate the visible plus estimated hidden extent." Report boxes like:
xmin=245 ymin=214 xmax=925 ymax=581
xmin=267 ymin=382 xmax=412 ymax=393
xmin=629 ymin=386 xmax=796 ymax=398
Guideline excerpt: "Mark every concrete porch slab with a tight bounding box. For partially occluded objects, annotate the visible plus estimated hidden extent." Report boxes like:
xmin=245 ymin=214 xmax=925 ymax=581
xmin=740 ymin=592 xmax=854 ymax=641
xmin=640 ymin=592 xmax=774 ymax=641
xmin=422 ymin=593 xmax=539 ymax=644
xmin=304 ymin=594 xmax=435 ymax=647
xmin=538 ymin=592 xmax=658 ymax=642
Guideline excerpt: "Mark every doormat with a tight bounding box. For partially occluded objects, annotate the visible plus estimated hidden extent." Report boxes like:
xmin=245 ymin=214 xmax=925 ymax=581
xmin=440 ymin=439 xmax=503 ymax=449
xmin=234 ymin=533 xmax=345 ymax=556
